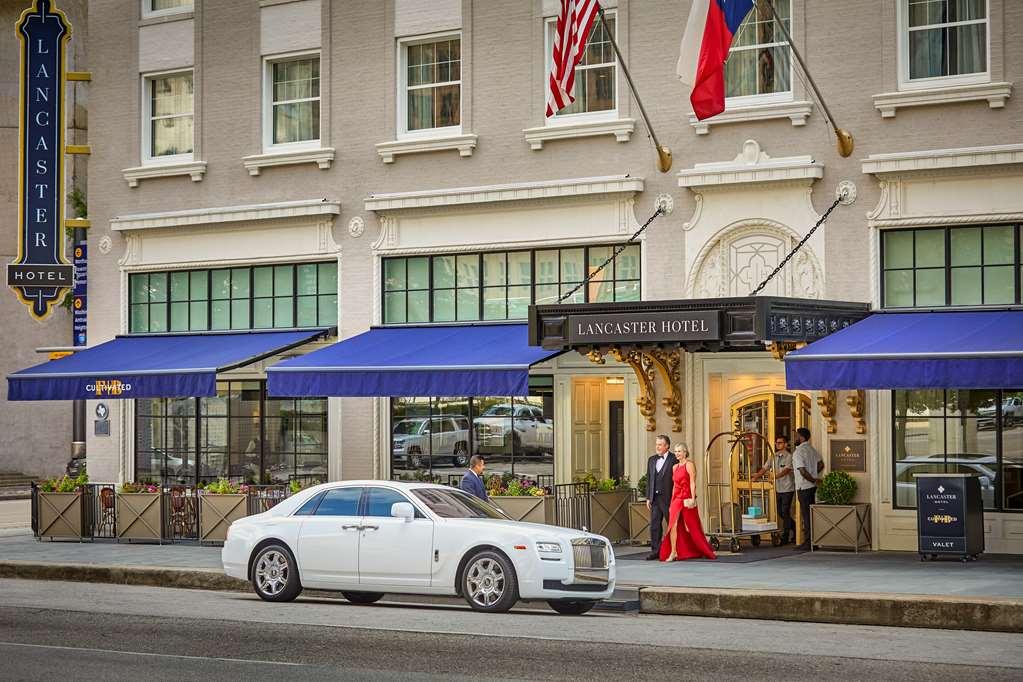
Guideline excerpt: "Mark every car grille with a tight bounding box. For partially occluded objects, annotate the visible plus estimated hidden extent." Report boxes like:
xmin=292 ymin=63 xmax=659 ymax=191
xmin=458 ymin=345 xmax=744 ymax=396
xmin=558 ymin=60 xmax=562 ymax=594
xmin=571 ymin=537 xmax=609 ymax=569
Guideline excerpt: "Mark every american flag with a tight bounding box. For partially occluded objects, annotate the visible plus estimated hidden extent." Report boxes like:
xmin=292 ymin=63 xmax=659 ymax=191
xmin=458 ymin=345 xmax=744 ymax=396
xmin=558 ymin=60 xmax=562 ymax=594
xmin=545 ymin=0 xmax=601 ymax=117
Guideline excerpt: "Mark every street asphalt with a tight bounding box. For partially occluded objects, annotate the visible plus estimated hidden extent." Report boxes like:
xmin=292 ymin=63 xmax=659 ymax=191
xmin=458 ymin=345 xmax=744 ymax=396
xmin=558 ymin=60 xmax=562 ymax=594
xmin=1 ymin=578 xmax=1021 ymax=680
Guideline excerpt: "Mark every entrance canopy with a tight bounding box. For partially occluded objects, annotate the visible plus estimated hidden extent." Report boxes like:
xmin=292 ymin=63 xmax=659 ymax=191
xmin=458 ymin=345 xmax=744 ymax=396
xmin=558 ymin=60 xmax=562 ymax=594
xmin=785 ymin=310 xmax=1023 ymax=389
xmin=267 ymin=323 xmax=561 ymax=397
xmin=7 ymin=329 xmax=327 ymax=401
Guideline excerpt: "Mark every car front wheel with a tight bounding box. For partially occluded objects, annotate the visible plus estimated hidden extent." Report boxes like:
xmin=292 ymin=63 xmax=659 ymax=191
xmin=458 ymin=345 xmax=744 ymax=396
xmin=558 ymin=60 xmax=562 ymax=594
xmin=251 ymin=544 xmax=302 ymax=602
xmin=461 ymin=550 xmax=518 ymax=613
xmin=547 ymin=600 xmax=597 ymax=615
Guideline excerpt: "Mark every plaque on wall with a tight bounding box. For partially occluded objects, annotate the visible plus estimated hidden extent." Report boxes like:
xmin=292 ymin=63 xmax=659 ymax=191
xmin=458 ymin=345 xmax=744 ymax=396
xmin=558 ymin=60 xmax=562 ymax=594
xmin=830 ymin=439 xmax=866 ymax=473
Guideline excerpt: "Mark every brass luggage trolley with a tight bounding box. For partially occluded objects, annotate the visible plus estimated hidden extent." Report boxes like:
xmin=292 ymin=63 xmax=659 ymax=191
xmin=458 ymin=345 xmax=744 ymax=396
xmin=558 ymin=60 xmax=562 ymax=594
xmin=704 ymin=429 xmax=782 ymax=553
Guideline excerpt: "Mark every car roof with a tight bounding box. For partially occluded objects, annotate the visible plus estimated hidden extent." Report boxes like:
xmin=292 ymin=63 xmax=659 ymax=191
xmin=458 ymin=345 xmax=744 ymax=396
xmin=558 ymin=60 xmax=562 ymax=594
xmin=304 ymin=480 xmax=451 ymax=493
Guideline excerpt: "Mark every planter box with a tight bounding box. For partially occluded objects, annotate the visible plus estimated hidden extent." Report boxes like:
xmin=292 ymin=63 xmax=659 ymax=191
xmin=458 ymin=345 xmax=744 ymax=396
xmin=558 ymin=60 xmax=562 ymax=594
xmin=115 ymin=492 xmax=164 ymax=542
xmin=589 ymin=490 xmax=632 ymax=542
xmin=199 ymin=493 xmax=248 ymax=544
xmin=491 ymin=496 xmax=555 ymax=525
xmin=37 ymin=491 xmax=88 ymax=540
xmin=629 ymin=500 xmax=669 ymax=545
xmin=811 ymin=503 xmax=871 ymax=551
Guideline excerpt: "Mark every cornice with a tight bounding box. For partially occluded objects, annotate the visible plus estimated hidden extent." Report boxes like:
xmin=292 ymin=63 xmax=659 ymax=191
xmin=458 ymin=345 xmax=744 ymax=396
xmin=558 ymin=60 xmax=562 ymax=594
xmin=687 ymin=100 xmax=813 ymax=135
xmin=678 ymin=139 xmax=822 ymax=189
xmin=872 ymin=81 xmax=1012 ymax=118
xmin=111 ymin=199 xmax=342 ymax=232
xmin=862 ymin=143 xmax=1023 ymax=176
xmin=522 ymin=117 xmax=635 ymax=150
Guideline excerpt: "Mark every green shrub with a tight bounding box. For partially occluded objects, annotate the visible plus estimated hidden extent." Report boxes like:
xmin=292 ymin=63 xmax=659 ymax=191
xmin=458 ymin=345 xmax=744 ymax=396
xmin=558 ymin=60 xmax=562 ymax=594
xmin=818 ymin=471 xmax=857 ymax=505
xmin=637 ymin=473 xmax=648 ymax=498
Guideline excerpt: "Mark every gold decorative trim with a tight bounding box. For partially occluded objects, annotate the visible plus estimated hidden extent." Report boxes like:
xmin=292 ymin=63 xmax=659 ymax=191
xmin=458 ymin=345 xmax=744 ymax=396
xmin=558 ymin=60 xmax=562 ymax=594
xmin=817 ymin=390 xmax=837 ymax=434
xmin=769 ymin=341 xmax=804 ymax=360
xmin=608 ymin=347 xmax=657 ymax=432
xmin=846 ymin=390 xmax=866 ymax=434
xmin=648 ymin=348 xmax=684 ymax=433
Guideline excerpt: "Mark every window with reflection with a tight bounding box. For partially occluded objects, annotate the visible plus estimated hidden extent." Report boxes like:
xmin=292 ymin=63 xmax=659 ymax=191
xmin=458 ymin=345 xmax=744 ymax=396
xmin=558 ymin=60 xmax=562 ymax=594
xmin=893 ymin=388 xmax=1023 ymax=511
xmin=390 ymin=379 xmax=555 ymax=486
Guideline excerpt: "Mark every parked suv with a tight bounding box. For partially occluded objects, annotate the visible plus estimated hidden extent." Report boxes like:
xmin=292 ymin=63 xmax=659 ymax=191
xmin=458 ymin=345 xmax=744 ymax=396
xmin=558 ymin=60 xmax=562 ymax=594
xmin=474 ymin=403 xmax=553 ymax=457
xmin=392 ymin=416 xmax=470 ymax=469
xmin=978 ymin=396 xmax=1023 ymax=429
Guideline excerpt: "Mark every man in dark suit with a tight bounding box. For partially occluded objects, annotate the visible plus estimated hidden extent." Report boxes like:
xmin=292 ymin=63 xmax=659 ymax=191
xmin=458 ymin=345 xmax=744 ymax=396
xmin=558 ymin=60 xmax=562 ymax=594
xmin=459 ymin=455 xmax=489 ymax=501
xmin=645 ymin=434 xmax=677 ymax=560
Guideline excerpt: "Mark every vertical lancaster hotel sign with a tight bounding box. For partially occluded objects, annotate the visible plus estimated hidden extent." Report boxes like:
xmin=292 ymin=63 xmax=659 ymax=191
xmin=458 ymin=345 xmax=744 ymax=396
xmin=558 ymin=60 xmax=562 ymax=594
xmin=6 ymin=0 xmax=75 ymax=320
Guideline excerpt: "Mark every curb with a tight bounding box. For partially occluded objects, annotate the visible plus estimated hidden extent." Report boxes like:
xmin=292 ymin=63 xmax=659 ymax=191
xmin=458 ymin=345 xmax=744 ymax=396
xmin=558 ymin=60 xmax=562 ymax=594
xmin=0 ymin=560 xmax=249 ymax=592
xmin=639 ymin=586 xmax=1023 ymax=633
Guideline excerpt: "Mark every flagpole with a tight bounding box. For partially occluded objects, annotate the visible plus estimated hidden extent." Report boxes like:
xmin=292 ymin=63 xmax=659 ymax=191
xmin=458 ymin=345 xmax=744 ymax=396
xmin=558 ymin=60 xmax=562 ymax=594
xmin=763 ymin=1 xmax=854 ymax=158
xmin=597 ymin=7 xmax=672 ymax=173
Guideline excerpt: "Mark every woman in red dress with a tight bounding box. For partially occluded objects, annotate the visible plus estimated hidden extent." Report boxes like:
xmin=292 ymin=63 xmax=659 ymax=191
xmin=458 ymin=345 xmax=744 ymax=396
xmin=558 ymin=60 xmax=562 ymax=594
xmin=661 ymin=443 xmax=717 ymax=561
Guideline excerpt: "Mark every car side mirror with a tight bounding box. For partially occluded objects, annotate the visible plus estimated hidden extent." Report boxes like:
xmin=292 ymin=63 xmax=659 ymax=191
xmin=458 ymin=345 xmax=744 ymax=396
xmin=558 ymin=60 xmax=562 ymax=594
xmin=391 ymin=502 xmax=415 ymax=522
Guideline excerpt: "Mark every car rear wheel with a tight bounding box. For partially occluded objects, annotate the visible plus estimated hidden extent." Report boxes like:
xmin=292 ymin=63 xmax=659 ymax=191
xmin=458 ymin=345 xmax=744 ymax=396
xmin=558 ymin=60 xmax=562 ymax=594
xmin=251 ymin=544 xmax=302 ymax=602
xmin=548 ymin=600 xmax=597 ymax=615
xmin=462 ymin=550 xmax=518 ymax=613
xmin=341 ymin=591 xmax=384 ymax=605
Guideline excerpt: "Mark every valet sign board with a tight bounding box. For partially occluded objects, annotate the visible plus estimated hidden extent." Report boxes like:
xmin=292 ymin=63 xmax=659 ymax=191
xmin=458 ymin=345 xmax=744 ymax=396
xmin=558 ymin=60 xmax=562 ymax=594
xmin=6 ymin=0 xmax=75 ymax=320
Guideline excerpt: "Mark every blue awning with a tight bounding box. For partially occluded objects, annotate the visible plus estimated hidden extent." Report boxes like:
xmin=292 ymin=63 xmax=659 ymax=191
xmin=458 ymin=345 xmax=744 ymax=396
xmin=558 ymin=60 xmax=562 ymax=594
xmin=785 ymin=310 xmax=1023 ymax=390
xmin=7 ymin=329 xmax=327 ymax=401
xmin=267 ymin=324 xmax=561 ymax=397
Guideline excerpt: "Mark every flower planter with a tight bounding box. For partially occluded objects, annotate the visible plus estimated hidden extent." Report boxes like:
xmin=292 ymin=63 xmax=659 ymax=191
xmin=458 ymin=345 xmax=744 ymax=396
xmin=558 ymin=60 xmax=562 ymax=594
xmin=37 ymin=491 xmax=88 ymax=540
xmin=199 ymin=493 xmax=248 ymax=544
xmin=491 ymin=496 xmax=555 ymax=525
xmin=589 ymin=490 xmax=632 ymax=542
xmin=115 ymin=492 xmax=164 ymax=542
xmin=811 ymin=503 xmax=871 ymax=552
xmin=628 ymin=500 xmax=669 ymax=545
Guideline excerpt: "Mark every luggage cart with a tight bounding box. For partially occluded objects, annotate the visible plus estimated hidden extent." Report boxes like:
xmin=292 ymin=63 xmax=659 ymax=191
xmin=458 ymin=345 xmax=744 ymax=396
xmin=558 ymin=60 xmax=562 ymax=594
xmin=704 ymin=429 xmax=781 ymax=553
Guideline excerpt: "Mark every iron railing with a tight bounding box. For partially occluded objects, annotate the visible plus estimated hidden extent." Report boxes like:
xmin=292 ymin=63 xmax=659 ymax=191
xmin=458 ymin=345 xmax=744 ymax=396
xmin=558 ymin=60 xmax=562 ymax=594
xmin=554 ymin=482 xmax=592 ymax=531
xmin=246 ymin=485 xmax=289 ymax=515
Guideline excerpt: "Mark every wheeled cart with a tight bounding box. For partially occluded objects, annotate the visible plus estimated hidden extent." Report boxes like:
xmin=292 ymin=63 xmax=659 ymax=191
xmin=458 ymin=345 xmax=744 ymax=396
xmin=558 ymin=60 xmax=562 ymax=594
xmin=704 ymin=429 xmax=779 ymax=553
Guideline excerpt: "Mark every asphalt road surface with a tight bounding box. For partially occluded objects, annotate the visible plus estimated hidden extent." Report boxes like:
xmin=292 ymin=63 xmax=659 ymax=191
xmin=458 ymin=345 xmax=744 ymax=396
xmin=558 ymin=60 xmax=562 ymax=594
xmin=2 ymin=579 xmax=1021 ymax=681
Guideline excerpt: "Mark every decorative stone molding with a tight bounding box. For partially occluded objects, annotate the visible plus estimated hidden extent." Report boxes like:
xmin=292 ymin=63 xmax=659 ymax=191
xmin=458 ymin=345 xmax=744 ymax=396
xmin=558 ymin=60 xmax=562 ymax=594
xmin=241 ymin=147 xmax=335 ymax=175
xmin=846 ymin=390 xmax=866 ymax=434
xmin=862 ymin=143 xmax=1023 ymax=175
xmin=375 ymin=133 xmax=478 ymax=163
xmin=817 ymin=390 xmax=837 ymax=434
xmin=111 ymin=199 xmax=341 ymax=232
xmin=364 ymin=175 xmax=644 ymax=212
xmin=347 ymin=215 xmax=365 ymax=238
xmin=522 ymin=118 xmax=635 ymax=150
xmin=609 ymin=347 xmax=657 ymax=432
xmin=655 ymin=192 xmax=674 ymax=215
xmin=687 ymin=100 xmax=813 ymax=135
xmin=836 ymin=180 xmax=857 ymax=205
xmin=677 ymin=139 xmax=822 ymax=189
xmin=872 ymin=81 xmax=1012 ymax=118
xmin=649 ymin=349 xmax=683 ymax=433
xmin=121 ymin=161 xmax=206 ymax=188
xmin=97 ymin=235 xmax=113 ymax=255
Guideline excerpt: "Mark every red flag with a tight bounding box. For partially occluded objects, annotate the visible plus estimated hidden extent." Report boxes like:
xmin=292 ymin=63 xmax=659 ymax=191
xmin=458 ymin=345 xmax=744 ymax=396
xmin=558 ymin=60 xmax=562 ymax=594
xmin=545 ymin=0 xmax=601 ymax=117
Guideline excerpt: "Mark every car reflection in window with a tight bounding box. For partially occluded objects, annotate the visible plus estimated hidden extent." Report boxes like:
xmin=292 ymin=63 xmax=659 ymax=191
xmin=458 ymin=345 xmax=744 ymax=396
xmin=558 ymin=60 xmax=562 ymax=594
xmin=412 ymin=488 xmax=510 ymax=520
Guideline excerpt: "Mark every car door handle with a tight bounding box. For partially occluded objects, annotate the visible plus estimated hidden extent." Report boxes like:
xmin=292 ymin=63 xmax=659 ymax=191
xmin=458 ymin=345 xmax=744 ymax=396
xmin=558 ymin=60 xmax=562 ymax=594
xmin=342 ymin=524 xmax=361 ymax=531
xmin=362 ymin=525 xmax=379 ymax=531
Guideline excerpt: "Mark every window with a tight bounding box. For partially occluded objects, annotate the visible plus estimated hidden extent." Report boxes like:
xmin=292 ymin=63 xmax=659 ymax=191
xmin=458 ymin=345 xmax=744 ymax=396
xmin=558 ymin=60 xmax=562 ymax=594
xmin=294 ymin=492 xmax=325 ymax=516
xmin=401 ymin=35 xmax=461 ymax=135
xmin=901 ymin=0 xmax=988 ymax=86
xmin=135 ymin=382 xmax=328 ymax=485
xmin=365 ymin=487 xmax=413 ymax=517
xmin=545 ymin=12 xmax=616 ymax=117
xmin=382 ymin=245 xmax=640 ymax=324
xmin=880 ymin=225 xmax=1020 ymax=308
xmin=391 ymin=380 xmax=555 ymax=486
xmin=265 ymin=55 xmax=320 ymax=149
xmin=314 ymin=487 xmax=364 ymax=516
xmin=144 ymin=72 xmax=193 ymax=162
xmin=129 ymin=262 xmax=337 ymax=333
xmin=725 ymin=0 xmax=791 ymax=102
xmin=892 ymin=389 xmax=1023 ymax=511
xmin=143 ymin=0 xmax=192 ymax=18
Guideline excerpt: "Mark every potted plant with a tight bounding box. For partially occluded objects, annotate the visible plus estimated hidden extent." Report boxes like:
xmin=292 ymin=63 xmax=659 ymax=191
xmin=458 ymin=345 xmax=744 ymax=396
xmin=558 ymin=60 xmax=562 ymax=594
xmin=629 ymin=473 xmax=657 ymax=544
xmin=810 ymin=471 xmax=871 ymax=551
xmin=580 ymin=474 xmax=632 ymax=543
xmin=489 ymin=477 xmax=555 ymax=525
xmin=36 ymin=471 xmax=90 ymax=541
xmin=115 ymin=481 xmax=164 ymax=542
xmin=198 ymin=479 xmax=249 ymax=544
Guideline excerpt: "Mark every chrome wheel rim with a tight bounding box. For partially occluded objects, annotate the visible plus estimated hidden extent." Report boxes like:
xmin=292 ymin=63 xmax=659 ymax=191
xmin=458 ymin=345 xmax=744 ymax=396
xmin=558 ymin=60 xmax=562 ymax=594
xmin=255 ymin=549 xmax=289 ymax=596
xmin=466 ymin=557 xmax=505 ymax=607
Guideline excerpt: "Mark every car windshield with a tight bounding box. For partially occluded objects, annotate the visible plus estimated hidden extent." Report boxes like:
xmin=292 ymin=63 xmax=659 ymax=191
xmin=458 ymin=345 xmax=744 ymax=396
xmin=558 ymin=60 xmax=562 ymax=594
xmin=412 ymin=488 xmax=510 ymax=520
xmin=393 ymin=419 xmax=425 ymax=435
xmin=482 ymin=405 xmax=513 ymax=417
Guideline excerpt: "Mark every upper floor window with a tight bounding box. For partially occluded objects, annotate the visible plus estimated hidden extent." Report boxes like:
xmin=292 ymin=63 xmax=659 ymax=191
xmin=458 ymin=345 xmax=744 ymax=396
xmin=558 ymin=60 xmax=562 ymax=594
xmin=129 ymin=262 xmax=338 ymax=333
xmin=881 ymin=225 xmax=1019 ymax=308
xmin=725 ymin=0 xmax=791 ymax=103
xmin=143 ymin=0 xmax=192 ymax=18
xmin=544 ymin=12 xmax=616 ymax=118
xmin=144 ymin=71 xmax=193 ymax=162
xmin=382 ymin=244 xmax=640 ymax=324
xmin=901 ymin=0 xmax=988 ymax=87
xmin=265 ymin=54 xmax=320 ymax=150
xmin=400 ymin=35 xmax=461 ymax=136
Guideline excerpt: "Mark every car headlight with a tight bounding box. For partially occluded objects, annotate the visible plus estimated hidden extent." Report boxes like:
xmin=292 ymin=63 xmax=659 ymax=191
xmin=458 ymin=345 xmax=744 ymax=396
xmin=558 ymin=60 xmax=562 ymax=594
xmin=536 ymin=542 xmax=562 ymax=554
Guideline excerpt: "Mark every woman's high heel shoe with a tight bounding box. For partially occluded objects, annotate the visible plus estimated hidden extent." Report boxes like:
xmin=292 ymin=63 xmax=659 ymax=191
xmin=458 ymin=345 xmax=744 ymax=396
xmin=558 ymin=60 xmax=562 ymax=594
xmin=665 ymin=552 xmax=677 ymax=562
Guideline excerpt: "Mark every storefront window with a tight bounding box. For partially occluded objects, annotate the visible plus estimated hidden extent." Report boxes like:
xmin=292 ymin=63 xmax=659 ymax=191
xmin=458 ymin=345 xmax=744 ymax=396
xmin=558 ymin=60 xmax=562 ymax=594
xmin=136 ymin=382 xmax=327 ymax=485
xmin=881 ymin=225 xmax=1020 ymax=308
xmin=129 ymin=262 xmax=338 ymax=333
xmin=390 ymin=379 xmax=555 ymax=486
xmin=382 ymin=245 xmax=641 ymax=324
xmin=892 ymin=388 xmax=1021 ymax=511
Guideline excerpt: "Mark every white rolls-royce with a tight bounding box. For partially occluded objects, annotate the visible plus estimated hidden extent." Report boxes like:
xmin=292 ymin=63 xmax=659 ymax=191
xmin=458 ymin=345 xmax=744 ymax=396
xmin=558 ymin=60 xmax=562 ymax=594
xmin=222 ymin=481 xmax=615 ymax=614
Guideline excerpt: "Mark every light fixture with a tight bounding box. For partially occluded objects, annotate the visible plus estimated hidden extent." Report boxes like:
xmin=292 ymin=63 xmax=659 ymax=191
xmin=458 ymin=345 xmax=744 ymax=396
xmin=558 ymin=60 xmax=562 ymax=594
xmin=605 ymin=377 xmax=625 ymax=385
